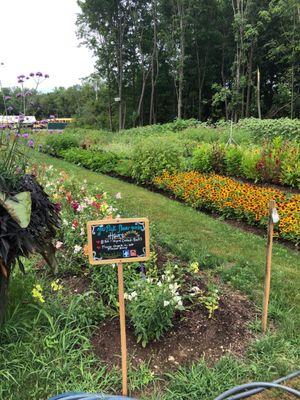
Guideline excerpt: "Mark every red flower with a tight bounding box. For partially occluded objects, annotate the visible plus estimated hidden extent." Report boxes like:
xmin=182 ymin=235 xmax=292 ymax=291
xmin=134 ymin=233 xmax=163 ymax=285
xmin=71 ymin=201 xmax=79 ymax=211
xmin=72 ymin=219 xmax=79 ymax=228
xmin=96 ymin=194 xmax=102 ymax=199
xmin=92 ymin=201 xmax=100 ymax=209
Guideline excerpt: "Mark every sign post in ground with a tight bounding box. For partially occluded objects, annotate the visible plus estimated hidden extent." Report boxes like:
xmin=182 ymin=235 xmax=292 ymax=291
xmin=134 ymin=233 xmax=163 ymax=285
xmin=87 ymin=217 xmax=150 ymax=396
xmin=262 ymin=200 xmax=279 ymax=335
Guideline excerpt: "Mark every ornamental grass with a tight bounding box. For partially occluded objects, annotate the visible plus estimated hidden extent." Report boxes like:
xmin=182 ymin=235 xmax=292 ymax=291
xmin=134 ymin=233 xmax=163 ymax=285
xmin=154 ymin=171 xmax=300 ymax=243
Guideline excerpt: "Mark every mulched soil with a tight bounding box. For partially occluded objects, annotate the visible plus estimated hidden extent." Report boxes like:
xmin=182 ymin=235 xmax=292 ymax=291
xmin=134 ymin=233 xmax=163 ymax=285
xmin=91 ymin=285 xmax=255 ymax=373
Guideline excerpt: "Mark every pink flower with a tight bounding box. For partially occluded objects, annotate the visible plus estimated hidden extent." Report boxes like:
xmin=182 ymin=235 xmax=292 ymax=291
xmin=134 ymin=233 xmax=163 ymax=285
xmin=71 ymin=201 xmax=79 ymax=211
xmin=55 ymin=241 xmax=63 ymax=249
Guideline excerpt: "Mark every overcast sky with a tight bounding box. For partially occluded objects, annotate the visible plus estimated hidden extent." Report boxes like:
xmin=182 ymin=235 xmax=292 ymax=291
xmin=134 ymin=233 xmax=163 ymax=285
xmin=0 ymin=0 xmax=95 ymax=91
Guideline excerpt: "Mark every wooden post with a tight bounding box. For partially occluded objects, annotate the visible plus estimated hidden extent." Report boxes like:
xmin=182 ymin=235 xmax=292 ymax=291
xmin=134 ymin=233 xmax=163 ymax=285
xmin=117 ymin=262 xmax=128 ymax=396
xmin=262 ymin=200 xmax=275 ymax=334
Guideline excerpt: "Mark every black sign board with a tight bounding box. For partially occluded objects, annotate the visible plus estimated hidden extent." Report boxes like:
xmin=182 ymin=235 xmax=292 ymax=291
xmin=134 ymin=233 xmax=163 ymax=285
xmin=87 ymin=218 xmax=150 ymax=265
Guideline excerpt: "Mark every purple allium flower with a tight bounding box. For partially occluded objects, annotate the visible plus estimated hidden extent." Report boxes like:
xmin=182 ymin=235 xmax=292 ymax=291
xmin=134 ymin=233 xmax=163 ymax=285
xmin=28 ymin=139 xmax=34 ymax=148
xmin=36 ymin=72 xmax=43 ymax=77
xmin=25 ymin=91 xmax=32 ymax=96
xmin=0 ymin=125 xmax=5 ymax=130
xmin=7 ymin=106 xmax=13 ymax=112
xmin=29 ymin=72 xmax=35 ymax=77
xmin=19 ymin=74 xmax=25 ymax=79
xmin=44 ymin=74 xmax=49 ymax=78
xmin=15 ymin=133 xmax=21 ymax=137
xmin=18 ymin=79 xmax=24 ymax=84
xmin=4 ymin=95 xmax=11 ymax=101
xmin=16 ymin=93 xmax=22 ymax=98
xmin=22 ymin=133 xmax=29 ymax=138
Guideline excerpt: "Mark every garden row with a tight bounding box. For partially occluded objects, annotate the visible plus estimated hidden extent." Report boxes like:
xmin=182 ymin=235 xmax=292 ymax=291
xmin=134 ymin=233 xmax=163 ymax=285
xmin=38 ymin=137 xmax=300 ymax=244
xmin=39 ymin=118 xmax=300 ymax=188
xmin=31 ymin=165 xmax=219 ymax=347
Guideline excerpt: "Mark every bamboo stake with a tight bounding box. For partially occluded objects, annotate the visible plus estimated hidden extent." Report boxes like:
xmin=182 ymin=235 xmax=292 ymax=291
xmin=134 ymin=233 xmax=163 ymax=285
xmin=262 ymin=200 xmax=275 ymax=334
xmin=117 ymin=262 xmax=128 ymax=396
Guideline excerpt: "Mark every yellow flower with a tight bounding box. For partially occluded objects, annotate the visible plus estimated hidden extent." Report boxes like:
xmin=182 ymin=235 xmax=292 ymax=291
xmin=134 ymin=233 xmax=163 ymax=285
xmin=32 ymin=286 xmax=45 ymax=304
xmin=51 ymin=279 xmax=63 ymax=291
xmin=190 ymin=261 xmax=199 ymax=274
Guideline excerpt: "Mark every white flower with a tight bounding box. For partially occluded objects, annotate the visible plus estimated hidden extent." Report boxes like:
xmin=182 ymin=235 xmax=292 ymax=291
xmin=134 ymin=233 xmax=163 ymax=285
xmin=176 ymin=300 xmax=184 ymax=310
xmin=124 ymin=293 xmax=129 ymax=300
xmin=62 ymin=219 xmax=68 ymax=226
xmin=163 ymin=301 xmax=170 ymax=307
xmin=55 ymin=241 xmax=63 ymax=249
xmin=73 ymin=245 xmax=82 ymax=254
xmin=80 ymin=228 xmax=85 ymax=236
xmin=157 ymin=281 xmax=162 ymax=287
xmin=115 ymin=192 xmax=122 ymax=199
xmin=131 ymin=291 xmax=137 ymax=299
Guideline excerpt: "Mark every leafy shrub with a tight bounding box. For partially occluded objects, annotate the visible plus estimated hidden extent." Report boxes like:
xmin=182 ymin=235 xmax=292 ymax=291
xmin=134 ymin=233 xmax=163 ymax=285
xmin=91 ymin=264 xmax=140 ymax=309
xmin=126 ymin=277 xmax=183 ymax=347
xmin=61 ymin=148 xmax=119 ymax=174
xmin=44 ymin=134 xmax=79 ymax=156
xmin=280 ymin=145 xmax=300 ymax=188
xmin=210 ymin=143 xmax=226 ymax=174
xmin=225 ymin=146 xmax=243 ymax=176
xmin=240 ymin=149 xmax=261 ymax=181
xmin=192 ymin=144 xmax=213 ymax=172
xmin=131 ymin=137 xmax=182 ymax=183
xmin=255 ymin=139 xmax=284 ymax=184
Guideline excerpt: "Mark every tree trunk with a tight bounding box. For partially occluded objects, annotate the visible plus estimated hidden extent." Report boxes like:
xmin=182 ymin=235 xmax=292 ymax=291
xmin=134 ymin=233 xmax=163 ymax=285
xmin=149 ymin=0 xmax=158 ymax=125
xmin=221 ymin=40 xmax=229 ymax=120
xmin=245 ymin=42 xmax=254 ymax=117
xmin=257 ymin=67 xmax=262 ymax=119
xmin=196 ymin=45 xmax=207 ymax=121
xmin=177 ymin=0 xmax=185 ymax=120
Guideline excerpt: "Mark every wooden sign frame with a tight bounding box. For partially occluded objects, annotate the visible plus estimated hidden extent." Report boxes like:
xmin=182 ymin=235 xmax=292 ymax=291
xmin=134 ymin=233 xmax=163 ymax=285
xmin=87 ymin=217 xmax=150 ymax=265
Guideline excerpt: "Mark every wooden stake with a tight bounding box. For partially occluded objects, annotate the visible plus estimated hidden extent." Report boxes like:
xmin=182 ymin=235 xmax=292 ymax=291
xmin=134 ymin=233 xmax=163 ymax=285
xmin=117 ymin=262 xmax=128 ymax=396
xmin=262 ymin=200 xmax=275 ymax=334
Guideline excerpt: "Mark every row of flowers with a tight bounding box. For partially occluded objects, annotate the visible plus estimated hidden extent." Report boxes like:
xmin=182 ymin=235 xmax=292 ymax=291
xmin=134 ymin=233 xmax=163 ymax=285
xmin=154 ymin=171 xmax=300 ymax=243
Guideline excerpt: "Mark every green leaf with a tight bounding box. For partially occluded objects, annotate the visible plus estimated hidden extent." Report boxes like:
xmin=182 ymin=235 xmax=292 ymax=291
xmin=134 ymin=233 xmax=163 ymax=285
xmin=0 ymin=191 xmax=32 ymax=228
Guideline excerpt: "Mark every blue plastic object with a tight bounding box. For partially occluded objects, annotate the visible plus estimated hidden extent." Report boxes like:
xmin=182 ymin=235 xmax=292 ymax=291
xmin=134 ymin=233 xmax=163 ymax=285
xmin=48 ymin=393 xmax=135 ymax=400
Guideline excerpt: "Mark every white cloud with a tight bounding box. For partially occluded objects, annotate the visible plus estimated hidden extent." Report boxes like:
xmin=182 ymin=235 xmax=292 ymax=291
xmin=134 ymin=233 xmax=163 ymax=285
xmin=0 ymin=0 xmax=95 ymax=91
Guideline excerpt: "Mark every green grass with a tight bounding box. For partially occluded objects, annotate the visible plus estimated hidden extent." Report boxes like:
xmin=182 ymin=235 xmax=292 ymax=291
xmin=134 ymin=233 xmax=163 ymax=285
xmin=1 ymin=152 xmax=299 ymax=399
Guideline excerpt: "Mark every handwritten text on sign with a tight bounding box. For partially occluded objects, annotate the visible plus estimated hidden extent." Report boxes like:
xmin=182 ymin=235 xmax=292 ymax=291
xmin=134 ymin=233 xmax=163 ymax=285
xmin=87 ymin=218 xmax=150 ymax=265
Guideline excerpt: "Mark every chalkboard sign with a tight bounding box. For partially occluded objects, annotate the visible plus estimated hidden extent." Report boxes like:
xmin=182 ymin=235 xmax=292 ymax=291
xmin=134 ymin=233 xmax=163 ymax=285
xmin=87 ymin=218 xmax=150 ymax=265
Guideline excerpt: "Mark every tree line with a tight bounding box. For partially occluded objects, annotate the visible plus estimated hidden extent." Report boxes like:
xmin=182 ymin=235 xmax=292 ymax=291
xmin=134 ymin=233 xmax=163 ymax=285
xmin=76 ymin=0 xmax=300 ymax=129
xmin=1 ymin=0 xmax=299 ymax=131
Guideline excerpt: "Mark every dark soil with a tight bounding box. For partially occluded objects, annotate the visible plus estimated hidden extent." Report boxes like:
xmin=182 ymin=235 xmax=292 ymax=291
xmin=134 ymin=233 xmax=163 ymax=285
xmin=91 ymin=285 xmax=255 ymax=373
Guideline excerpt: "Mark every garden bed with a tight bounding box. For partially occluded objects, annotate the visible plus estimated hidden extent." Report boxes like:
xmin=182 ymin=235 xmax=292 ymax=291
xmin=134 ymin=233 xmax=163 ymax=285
xmin=92 ymin=286 xmax=254 ymax=373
